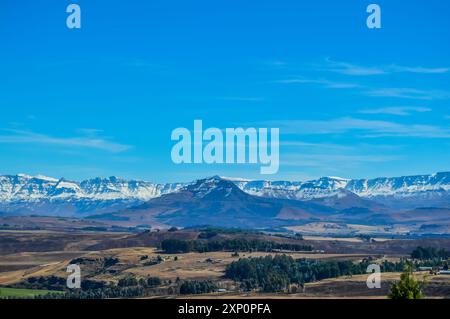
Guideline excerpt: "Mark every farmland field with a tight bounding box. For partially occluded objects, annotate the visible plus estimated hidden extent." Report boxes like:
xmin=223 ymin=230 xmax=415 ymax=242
xmin=0 ymin=225 xmax=449 ymax=299
xmin=0 ymin=287 xmax=63 ymax=298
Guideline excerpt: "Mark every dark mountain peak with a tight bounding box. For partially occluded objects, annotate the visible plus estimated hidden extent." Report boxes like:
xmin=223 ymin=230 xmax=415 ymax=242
xmin=184 ymin=176 xmax=246 ymax=200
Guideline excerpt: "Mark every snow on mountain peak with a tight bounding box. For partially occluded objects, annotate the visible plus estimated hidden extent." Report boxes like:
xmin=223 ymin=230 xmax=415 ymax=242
xmin=35 ymin=175 xmax=59 ymax=182
xmin=220 ymin=176 xmax=253 ymax=182
xmin=1 ymin=172 xmax=449 ymax=214
xmin=17 ymin=173 xmax=34 ymax=179
xmin=0 ymin=173 xmax=183 ymax=203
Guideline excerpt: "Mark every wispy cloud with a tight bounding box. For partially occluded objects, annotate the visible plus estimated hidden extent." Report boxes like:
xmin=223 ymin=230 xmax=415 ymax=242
xmin=324 ymin=58 xmax=449 ymax=76
xmin=276 ymin=76 xmax=449 ymax=100
xmin=365 ymin=88 xmax=450 ymax=100
xmin=275 ymin=78 xmax=360 ymax=89
xmin=0 ymin=129 xmax=131 ymax=153
xmin=389 ymin=65 xmax=450 ymax=74
xmin=358 ymin=106 xmax=432 ymax=116
xmin=282 ymin=154 xmax=402 ymax=168
xmin=281 ymin=141 xmax=353 ymax=151
xmin=263 ymin=117 xmax=450 ymax=138
xmin=324 ymin=59 xmax=386 ymax=76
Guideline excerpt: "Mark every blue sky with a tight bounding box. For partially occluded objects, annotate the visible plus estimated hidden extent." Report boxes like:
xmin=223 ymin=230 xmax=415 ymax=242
xmin=0 ymin=0 xmax=449 ymax=183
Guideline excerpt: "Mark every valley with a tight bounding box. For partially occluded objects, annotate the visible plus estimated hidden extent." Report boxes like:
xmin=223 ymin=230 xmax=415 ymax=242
xmin=0 ymin=226 xmax=449 ymax=299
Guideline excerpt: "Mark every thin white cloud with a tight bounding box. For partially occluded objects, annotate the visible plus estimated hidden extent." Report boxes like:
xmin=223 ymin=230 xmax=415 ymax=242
xmin=389 ymin=65 xmax=450 ymax=74
xmin=365 ymin=88 xmax=450 ymax=100
xmin=325 ymin=59 xmax=449 ymax=76
xmin=275 ymin=78 xmax=360 ymax=89
xmin=0 ymin=129 xmax=131 ymax=153
xmin=76 ymin=128 xmax=105 ymax=136
xmin=281 ymin=141 xmax=353 ymax=151
xmin=282 ymin=154 xmax=402 ymax=167
xmin=358 ymin=106 xmax=432 ymax=116
xmin=263 ymin=117 xmax=450 ymax=138
xmin=276 ymin=77 xmax=448 ymax=100
xmin=325 ymin=59 xmax=386 ymax=76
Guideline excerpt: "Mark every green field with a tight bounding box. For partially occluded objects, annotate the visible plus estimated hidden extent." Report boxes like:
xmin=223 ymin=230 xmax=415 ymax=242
xmin=0 ymin=287 xmax=63 ymax=298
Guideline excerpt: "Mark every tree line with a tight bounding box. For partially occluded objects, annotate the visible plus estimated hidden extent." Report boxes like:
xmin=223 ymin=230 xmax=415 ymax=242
xmin=179 ymin=280 xmax=218 ymax=294
xmin=411 ymin=246 xmax=450 ymax=260
xmin=160 ymin=239 xmax=313 ymax=254
xmin=224 ymin=255 xmax=407 ymax=293
xmin=4 ymin=275 xmax=167 ymax=299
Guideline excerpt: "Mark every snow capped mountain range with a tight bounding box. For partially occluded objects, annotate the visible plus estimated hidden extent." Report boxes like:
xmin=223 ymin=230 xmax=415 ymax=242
xmin=0 ymin=174 xmax=183 ymax=216
xmin=0 ymin=174 xmax=182 ymax=202
xmin=234 ymin=172 xmax=450 ymax=199
xmin=233 ymin=177 xmax=351 ymax=200
xmin=0 ymin=172 xmax=449 ymax=216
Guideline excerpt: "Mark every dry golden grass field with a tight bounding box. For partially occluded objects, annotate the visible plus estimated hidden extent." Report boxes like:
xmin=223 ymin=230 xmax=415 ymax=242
xmin=1 ymin=229 xmax=449 ymax=298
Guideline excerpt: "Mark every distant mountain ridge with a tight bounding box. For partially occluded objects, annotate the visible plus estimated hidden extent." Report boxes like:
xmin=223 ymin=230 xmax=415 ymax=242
xmin=0 ymin=174 xmax=182 ymax=202
xmin=234 ymin=172 xmax=450 ymax=199
xmin=0 ymin=174 xmax=183 ymax=216
xmin=0 ymin=172 xmax=449 ymax=216
xmin=95 ymin=176 xmax=450 ymax=229
xmin=234 ymin=172 xmax=450 ymax=209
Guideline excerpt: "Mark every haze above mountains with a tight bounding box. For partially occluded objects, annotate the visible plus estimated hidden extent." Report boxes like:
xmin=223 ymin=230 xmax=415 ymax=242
xmin=0 ymin=172 xmax=449 ymax=231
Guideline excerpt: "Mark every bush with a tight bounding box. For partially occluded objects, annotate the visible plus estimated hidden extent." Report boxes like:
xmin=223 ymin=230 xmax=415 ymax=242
xmin=389 ymin=264 xmax=425 ymax=299
xmin=146 ymin=277 xmax=162 ymax=287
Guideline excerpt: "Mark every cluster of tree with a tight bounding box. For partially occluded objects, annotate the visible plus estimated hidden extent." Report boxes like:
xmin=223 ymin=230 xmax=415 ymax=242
xmin=411 ymin=246 xmax=450 ymax=260
xmin=224 ymin=255 xmax=407 ymax=293
xmin=42 ymin=286 xmax=148 ymax=299
xmin=117 ymin=276 xmax=163 ymax=288
xmin=30 ymin=276 xmax=192 ymax=299
xmin=117 ymin=276 xmax=138 ymax=287
xmin=160 ymin=239 xmax=313 ymax=254
xmin=187 ymin=226 xmax=260 ymax=234
xmin=10 ymin=276 xmax=106 ymax=291
xmin=179 ymin=280 xmax=218 ymax=295
xmin=7 ymin=274 xmax=164 ymax=299
xmin=269 ymin=233 xmax=304 ymax=241
xmin=17 ymin=276 xmax=67 ymax=291
xmin=196 ymin=227 xmax=263 ymax=239
xmin=146 ymin=277 xmax=162 ymax=287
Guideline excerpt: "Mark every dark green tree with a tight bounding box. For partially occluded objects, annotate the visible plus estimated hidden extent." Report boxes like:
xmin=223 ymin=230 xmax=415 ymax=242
xmin=388 ymin=264 xmax=425 ymax=299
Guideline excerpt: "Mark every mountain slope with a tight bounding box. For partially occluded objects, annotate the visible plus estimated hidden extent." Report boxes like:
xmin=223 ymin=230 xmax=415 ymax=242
xmin=105 ymin=176 xmax=341 ymax=228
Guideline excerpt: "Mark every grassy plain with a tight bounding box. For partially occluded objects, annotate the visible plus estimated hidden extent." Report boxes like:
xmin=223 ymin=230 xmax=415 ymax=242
xmin=0 ymin=227 xmax=449 ymax=298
